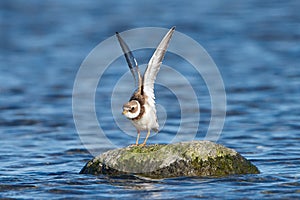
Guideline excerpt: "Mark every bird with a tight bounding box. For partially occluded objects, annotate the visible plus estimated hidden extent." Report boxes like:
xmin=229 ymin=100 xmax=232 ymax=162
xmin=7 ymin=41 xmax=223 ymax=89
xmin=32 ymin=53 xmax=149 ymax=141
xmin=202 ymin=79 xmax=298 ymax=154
xmin=116 ymin=27 xmax=175 ymax=146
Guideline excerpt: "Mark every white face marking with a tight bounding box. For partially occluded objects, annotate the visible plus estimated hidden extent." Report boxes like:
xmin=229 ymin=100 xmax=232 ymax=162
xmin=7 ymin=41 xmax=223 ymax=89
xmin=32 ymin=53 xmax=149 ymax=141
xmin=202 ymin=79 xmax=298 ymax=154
xmin=123 ymin=100 xmax=140 ymax=119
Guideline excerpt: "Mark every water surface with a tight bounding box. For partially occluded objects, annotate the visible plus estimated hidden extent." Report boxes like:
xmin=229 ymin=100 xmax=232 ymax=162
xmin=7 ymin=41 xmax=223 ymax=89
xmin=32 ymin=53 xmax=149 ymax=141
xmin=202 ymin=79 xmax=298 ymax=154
xmin=1 ymin=0 xmax=300 ymax=199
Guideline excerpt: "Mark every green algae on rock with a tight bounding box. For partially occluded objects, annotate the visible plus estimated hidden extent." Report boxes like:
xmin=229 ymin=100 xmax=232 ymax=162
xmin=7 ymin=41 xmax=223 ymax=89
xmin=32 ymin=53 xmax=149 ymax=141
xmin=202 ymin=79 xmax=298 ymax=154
xmin=80 ymin=141 xmax=259 ymax=179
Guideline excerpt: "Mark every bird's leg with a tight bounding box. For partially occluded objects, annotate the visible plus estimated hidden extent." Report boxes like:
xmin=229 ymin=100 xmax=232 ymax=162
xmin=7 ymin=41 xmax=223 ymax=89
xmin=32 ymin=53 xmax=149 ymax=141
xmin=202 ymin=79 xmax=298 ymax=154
xmin=131 ymin=130 xmax=140 ymax=146
xmin=140 ymin=129 xmax=151 ymax=146
xmin=136 ymin=130 xmax=141 ymax=145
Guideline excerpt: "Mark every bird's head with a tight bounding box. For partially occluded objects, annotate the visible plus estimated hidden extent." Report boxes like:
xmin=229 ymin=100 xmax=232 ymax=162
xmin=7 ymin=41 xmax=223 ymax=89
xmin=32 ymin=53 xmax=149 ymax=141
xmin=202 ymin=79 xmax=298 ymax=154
xmin=122 ymin=100 xmax=140 ymax=119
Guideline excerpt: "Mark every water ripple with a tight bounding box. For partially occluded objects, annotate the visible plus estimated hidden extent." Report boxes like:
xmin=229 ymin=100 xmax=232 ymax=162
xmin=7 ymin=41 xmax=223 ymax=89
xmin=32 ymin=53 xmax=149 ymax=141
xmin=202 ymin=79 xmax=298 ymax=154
xmin=1 ymin=0 xmax=300 ymax=199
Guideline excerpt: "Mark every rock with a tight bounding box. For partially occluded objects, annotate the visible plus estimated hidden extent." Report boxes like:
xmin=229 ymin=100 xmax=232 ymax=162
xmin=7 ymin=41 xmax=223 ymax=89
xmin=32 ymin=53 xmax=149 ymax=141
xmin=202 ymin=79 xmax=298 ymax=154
xmin=80 ymin=141 xmax=259 ymax=179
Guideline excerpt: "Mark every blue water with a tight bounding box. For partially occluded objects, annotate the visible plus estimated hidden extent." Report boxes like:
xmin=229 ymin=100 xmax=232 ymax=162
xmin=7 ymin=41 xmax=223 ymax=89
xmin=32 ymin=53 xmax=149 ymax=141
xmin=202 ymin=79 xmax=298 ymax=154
xmin=1 ymin=0 xmax=300 ymax=199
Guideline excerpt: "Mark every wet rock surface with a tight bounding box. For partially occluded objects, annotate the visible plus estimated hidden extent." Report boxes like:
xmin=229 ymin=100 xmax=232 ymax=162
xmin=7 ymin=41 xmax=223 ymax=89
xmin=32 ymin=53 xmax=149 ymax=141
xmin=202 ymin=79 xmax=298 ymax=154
xmin=80 ymin=141 xmax=260 ymax=179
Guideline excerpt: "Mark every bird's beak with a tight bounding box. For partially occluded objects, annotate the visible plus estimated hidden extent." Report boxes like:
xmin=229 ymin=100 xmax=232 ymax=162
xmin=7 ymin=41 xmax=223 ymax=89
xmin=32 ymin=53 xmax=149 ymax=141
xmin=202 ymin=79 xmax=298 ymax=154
xmin=122 ymin=110 xmax=127 ymax=115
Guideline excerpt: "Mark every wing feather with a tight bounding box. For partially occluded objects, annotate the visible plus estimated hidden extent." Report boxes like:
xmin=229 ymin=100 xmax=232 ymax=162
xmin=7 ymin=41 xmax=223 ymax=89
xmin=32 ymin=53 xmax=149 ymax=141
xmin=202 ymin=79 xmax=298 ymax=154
xmin=116 ymin=32 xmax=142 ymax=91
xmin=143 ymin=27 xmax=175 ymax=108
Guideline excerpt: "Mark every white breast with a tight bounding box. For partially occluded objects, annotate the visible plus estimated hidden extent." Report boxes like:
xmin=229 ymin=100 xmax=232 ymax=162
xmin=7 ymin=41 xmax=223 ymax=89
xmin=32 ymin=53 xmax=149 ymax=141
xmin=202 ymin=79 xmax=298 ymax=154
xmin=131 ymin=103 xmax=159 ymax=131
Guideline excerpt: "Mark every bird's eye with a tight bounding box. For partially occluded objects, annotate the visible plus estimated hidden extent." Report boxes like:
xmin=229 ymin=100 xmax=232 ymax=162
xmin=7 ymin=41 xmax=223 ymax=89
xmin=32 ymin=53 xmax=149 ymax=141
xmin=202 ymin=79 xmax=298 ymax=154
xmin=131 ymin=107 xmax=134 ymax=111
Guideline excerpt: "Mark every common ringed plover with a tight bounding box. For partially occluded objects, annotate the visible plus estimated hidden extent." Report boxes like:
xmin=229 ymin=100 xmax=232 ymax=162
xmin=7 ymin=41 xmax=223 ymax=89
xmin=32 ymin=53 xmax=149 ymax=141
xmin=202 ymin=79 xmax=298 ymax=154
xmin=116 ymin=27 xmax=175 ymax=146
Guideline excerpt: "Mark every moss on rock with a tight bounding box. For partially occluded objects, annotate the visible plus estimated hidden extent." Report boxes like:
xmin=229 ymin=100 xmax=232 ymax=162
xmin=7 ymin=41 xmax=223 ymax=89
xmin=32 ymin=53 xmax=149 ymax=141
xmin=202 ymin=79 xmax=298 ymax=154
xmin=80 ymin=141 xmax=259 ymax=179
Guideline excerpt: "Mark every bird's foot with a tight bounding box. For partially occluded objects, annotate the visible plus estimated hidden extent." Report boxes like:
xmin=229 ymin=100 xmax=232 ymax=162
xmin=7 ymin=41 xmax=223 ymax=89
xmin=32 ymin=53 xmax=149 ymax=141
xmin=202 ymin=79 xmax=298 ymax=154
xmin=139 ymin=143 xmax=146 ymax=147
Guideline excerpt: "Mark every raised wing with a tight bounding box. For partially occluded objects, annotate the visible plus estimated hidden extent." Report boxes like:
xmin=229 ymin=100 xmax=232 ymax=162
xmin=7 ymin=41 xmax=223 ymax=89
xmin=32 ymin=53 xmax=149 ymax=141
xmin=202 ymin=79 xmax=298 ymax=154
xmin=143 ymin=27 xmax=175 ymax=108
xmin=116 ymin=32 xmax=142 ymax=92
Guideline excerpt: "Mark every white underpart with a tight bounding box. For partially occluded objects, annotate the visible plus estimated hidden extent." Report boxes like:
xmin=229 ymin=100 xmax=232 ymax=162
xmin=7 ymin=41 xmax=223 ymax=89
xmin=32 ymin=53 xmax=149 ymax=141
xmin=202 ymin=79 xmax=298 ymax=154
xmin=131 ymin=101 xmax=159 ymax=132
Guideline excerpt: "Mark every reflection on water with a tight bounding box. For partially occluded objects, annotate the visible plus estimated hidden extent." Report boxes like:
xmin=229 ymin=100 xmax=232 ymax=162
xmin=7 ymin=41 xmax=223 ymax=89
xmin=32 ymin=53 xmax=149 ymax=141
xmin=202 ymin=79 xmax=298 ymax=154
xmin=1 ymin=0 xmax=300 ymax=199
